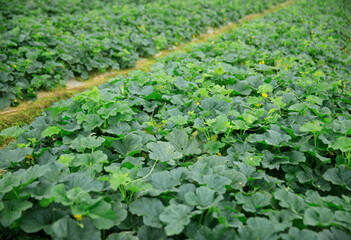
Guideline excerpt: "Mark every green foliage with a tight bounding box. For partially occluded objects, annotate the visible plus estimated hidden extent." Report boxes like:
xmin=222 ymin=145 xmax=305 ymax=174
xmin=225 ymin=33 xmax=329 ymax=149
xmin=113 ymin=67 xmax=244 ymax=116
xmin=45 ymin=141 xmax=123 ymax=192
xmin=0 ymin=0 xmax=351 ymax=238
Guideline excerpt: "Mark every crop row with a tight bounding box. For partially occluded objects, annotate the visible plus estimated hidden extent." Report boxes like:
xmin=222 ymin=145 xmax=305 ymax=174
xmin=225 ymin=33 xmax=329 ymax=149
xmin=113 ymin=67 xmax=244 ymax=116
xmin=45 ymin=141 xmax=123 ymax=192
xmin=0 ymin=0 xmax=286 ymax=109
xmin=0 ymin=0 xmax=351 ymax=239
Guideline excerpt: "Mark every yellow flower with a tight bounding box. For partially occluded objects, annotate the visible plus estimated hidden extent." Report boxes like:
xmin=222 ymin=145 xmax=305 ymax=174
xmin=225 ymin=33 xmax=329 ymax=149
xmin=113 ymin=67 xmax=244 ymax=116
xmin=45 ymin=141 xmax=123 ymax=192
xmin=211 ymin=41 xmax=215 ymax=44
xmin=250 ymin=32 xmax=252 ymax=34
xmin=14 ymin=99 xmax=18 ymax=103
xmin=344 ymin=84 xmax=346 ymax=88
xmin=26 ymin=154 xmax=33 ymax=160
xmin=259 ymin=62 xmax=262 ymax=65
xmin=217 ymin=153 xmax=222 ymax=156
xmin=262 ymin=93 xmax=268 ymax=98
xmin=13 ymin=65 xmax=17 ymax=68
xmin=262 ymin=60 xmax=265 ymax=64
xmin=90 ymin=162 xmax=92 ymax=166
xmin=74 ymin=214 xmax=82 ymax=221
xmin=192 ymin=35 xmax=195 ymax=38
xmin=252 ymin=36 xmax=255 ymax=38
xmin=196 ymin=101 xmax=200 ymax=106
xmin=175 ymin=42 xmax=178 ymax=46
xmin=256 ymin=103 xmax=261 ymax=107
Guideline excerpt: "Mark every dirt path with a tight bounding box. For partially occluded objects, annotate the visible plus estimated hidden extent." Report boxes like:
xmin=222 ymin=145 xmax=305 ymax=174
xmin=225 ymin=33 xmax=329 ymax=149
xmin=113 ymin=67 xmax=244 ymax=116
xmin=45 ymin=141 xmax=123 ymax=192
xmin=0 ymin=0 xmax=295 ymax=137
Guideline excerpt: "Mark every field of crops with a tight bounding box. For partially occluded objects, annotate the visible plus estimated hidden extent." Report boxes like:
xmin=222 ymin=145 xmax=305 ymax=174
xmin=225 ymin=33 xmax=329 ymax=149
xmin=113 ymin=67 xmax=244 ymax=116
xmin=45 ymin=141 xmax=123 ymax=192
xmin=0 ymin=0 xmax=286 ymax=109
xmin=1 ymin=0 xmax=351 ymax=239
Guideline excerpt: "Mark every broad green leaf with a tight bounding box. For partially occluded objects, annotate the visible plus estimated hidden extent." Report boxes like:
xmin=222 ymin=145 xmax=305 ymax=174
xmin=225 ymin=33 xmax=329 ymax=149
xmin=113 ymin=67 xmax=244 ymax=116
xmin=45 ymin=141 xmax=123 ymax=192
xmin=13 ymin=165 xmax=50 ymax=185
xmin=185 ymin=186 xmax=217 ymax=209
xmin=280 ymin=227 xmax=318 ymax=240
xmin=236 ymin=192 xmax=271 ymax=213
xmin=201 ymin=174 xmax=231 ymax=194
xmin=159 ymin=204 xmax=191 ymax=236
xmin=322 ymin=166 xmax=351 ymax=191
xmin=0 ymin=200 xmax=33 ymax=227
xmin=210 ymin=115 xmax=229 ymax=134
xmin=165 ymin=129 xmax=201 ymax=156
xmin=150 ymin=170 xmax=181 ymax=191
xmin=71 ymin=151 xmax=108 ymax=172
xmin=265 ymin=129 xmax=291 ymax=146
xmin=330 ymin=136 xmax=351 ymax=153
xmin=59 ymin=172 xmax=104 ymax=192
xmin=41 ymin=126 xmax=61 ymax=138
xmin=274 ymin=189 xmax=307 ymax=214
xmin=303 ymin=207 xmax=334 ymax=227
xmin=0 ymin=172 xmax=20 ymax=194
xmin=169 ymin=115 xmax=188 ymax=125
xmin=146 ymin=141 xmax=183 ymax=165
xmin=0 ymin=147 xmax=32 ymax=168
xmin=49 ymin=216 xmax=100 ymax=239
xmin=112 ymin=134 xmax=143 ymax=156
xmin=318 ymin=227 xmax=351 ymax=240
xmin=87 ymin=200 xmax=116 ymax=230
xmin=107 ymin=232 xmax=138 ymax=240
xmin=70 ymin=135 xmax=105 ymax=152
xmin=0 ymin=126 xmax=24 ymax=138
xmin=137 ymin=226 xmax=167 ymax=240
xmin=129 ymin=197 xmax=164 ymax=228
xmin=300 ymin=120 xmax=323 ymax=133
xmin=238 ymin=217 xmax=278 ymax=240
xmin=83 ymin=114 xmax=104 ymax=131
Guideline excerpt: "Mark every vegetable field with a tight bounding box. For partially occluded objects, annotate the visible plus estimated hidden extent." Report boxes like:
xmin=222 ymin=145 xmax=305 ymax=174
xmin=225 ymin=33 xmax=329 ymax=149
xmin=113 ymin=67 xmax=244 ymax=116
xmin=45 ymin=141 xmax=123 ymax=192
xmin=0 ymin=0 xmax=285 ymax=109
xmin=1 ymin=0 xmax=351 ymax=239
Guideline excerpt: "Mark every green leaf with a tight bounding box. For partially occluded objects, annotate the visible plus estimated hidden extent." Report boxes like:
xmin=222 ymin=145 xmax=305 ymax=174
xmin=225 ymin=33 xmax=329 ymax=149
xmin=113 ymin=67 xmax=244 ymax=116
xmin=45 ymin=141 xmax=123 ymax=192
xmin=41 ymin=126 xmax=61 ymax=138
xmin=159 ymin=204 xmax=191 ymax=236
xmin=0 ymin=172 xmax=20 ymax=194
xmin=112 ymin=134 xmax=143 ymax=156
xmin=265 ymin=129 xmax=291 ymax=146
xmin=20 ymin=205 xmax=56 ymax=233
xmin=13 ymin=165 xmax=51 ymax=185
xmin=318 ymin=227 xmax=351 ymax=240
xmin=165 ymin=129 xmax=201 ymax=156
xmin=168 ymin=115 xmax=188 ymax=125
xmin=107 ymin=232 xmax=138 ymax=240
xmin=303 ymin=207 xmax=334 ymax=227
xmin=71 ymin=151 xmax=108 ymax=172
xmin=146 ymin=141 xmax=183 ymax=165
xmin=129 ymin=197 xmax=164 ymax=228
xmin=204 ymin=140 xmax=225 ymax=155
xmin=185 ymin=186 xmax=217 ymax=209
xmin=83 ymin=114 xmax=104 ymax=131
xmin=150 ymin=170 xmax=181 ymax=192
xmin=70 ymin=135 xmax=106 ymax=152
xmin=322 ymin=166 xmax=351 ymax=191
xmin=238 ymin=217 xmax=278 ymax=240
xmin=300 ymin=120 xmax=323 ymax=133
xmin=274 ymin=189 xmax=307 ymax=214
xmin=210 ymin=115 xmax=229 ymax=134
xmin=0 ymin=126 xmax=24 ymax=138
xmin=330 ymin=136 xmax=351 ymax=152
xmin=280 ymin=227 xmax=318 ymax=240
xmin=51 ymin=184 xmax=71 ymax=206
xmin=0 ymin=147 xmax=32 ymax=168
xmin=49 ymin=216 xmax=100 ymax=239
xmin=236 ymin=192 xmax=271 ymax=213
xmin=87 ymin=200 xmax=116 ymax=230
xmin=0 ymin=200 xmax=33 ymax=227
